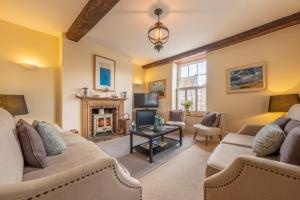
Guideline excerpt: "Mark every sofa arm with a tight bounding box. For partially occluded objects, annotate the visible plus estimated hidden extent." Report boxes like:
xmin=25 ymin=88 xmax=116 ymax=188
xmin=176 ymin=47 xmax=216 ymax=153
xmin=0 ymin=158 xmax=142 ymax=200
xmin=236 ymin=124 xmax=264 ymax=136
xmin=204 ymin=156 xmax=300 ymax=200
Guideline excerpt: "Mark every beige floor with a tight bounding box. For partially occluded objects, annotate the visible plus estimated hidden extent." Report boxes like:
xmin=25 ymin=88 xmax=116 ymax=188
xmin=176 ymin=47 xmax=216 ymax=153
xmin=140 ymin=140 xmax=217 ymax=200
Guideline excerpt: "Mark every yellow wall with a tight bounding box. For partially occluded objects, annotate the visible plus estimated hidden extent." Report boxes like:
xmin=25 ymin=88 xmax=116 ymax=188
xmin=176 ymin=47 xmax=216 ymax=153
xmin=143 ymin=25 xmax=300 ymax=131
xmin=207 ymin=25 xmax=300 ymax=131
xmin=144 ymin=63 xmax=175 ymax=119
xmin=61 ymin=36 xmax=133 ymax=130
xmin=0 ymin=19 xmax=59 ymax=122
xmin=132 ymin=64 xmax=146 ymax=93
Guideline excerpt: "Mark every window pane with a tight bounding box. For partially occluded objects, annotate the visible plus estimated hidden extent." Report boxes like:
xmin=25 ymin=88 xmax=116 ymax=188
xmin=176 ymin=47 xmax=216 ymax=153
xmin=197 ymin=74 xmax=207 ymax=86
xmin=197 ymin=88 xmax=206 ymax=112
xmin=197 ymin=61 xmax=206 ymax=74
xmin=177 ymin=90 xmax=185 ymax=110
xmin=187 ymin=89 xmax=196 ymax=111
xmin=179 ymin=77 xmax=189 ymax=88
xmin=189 ymin=64 xmax=197 ymax=76
xmin=180 ymin=66 xmax=188 ymax=78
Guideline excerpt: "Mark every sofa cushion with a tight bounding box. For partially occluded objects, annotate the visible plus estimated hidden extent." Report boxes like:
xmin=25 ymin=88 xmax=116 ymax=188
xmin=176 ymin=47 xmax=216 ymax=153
xmin=280 ymin=127 xmax=300 ymax=166
xmin=17 ymin=119 xmax=47 ymax=168
xmin=221 ymin=133 xmax=254 ymax=148
xmin=253 ymin=124 xmax=285 ymax=157
xmin=273 ymin=117 xmax=291 ymax=130
xmin=201 ymin=112 xmax=216 ymax=127
xmin=284 ymin=119 xmax=300 ymax=135
xmin=0 ymin=108 xmax=24 ymax=183
xmin=207 ymin=143 xmax=255 ymax=172
xmin=36 ymin=121 xmax=67 ymax=156
xmin=59 ymin=131 xmax=87 ymax=146
xmin=23 ymin=141 xmax=109 ymax=181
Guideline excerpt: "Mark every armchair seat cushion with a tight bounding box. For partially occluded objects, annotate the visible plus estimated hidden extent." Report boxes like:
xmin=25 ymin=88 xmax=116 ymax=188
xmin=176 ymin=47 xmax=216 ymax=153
xmin=23 ymin=141 xmax=109 ymax=181
xmin=166 ymin=121 xmax=185 ymax=128
xmin=194 ymin=124 xmax=221 ymax=136
xmin=221 ymin=133 xmax=254 ymax=148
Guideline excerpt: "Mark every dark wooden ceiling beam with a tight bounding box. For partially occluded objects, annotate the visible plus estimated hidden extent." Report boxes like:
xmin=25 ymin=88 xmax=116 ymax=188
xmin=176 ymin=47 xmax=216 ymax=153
xmin=143 ymin=11 xmax=300 ymax=69
xmin=66 ymin=0 xmax=120 ymax=42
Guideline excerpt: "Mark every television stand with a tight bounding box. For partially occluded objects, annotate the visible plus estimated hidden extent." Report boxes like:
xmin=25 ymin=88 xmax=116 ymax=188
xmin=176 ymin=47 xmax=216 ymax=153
xmin=136 ymin=109 xmax=157 ymax=128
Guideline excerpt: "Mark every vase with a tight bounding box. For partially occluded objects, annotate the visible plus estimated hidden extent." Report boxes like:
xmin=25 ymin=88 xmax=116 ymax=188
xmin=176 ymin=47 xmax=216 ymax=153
xmin=153 ymin=115 xmax=163 ymax=132
xmin=185 ymin=109 xmax=190 ymax=116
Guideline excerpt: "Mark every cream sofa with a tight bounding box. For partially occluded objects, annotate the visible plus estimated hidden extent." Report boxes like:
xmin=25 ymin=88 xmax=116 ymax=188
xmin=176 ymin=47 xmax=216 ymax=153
xmin=204 ymin=104 xmax=300 ymax=200
xmin=0 ymin=108 xmax=142 ymax=200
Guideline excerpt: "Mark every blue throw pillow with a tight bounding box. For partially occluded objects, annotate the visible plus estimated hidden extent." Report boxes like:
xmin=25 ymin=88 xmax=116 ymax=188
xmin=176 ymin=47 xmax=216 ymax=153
xmin=35 ymin=121 xmax=67 ymax=156
xmin=253 ymin=124 xmax=285 ymax=157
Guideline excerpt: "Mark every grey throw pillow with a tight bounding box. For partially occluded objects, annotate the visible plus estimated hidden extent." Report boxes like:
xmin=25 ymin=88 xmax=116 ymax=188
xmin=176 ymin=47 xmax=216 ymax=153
xmin=272 ymin=117 xmax=290 ymax=130
xmin=201 ymin=112 xmax=216 ymax=127
xmin=169 ymin=110 xmax=184 ymax=122
xmin=35 ymin=121 xmax=67 ymax=156
xmin=17 ymin=119 xmax=47 ymax=168
xmin=284 ymin=119 xmax=300 ymax=135
xmin=253 ymin=124 xmax=285 ymax=157
xmin=280 ymin=127 xmax=300 ymax=166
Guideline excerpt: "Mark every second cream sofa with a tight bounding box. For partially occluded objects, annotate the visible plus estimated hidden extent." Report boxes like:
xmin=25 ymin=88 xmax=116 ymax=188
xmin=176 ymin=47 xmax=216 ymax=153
xmin=203 ymin=104 xmax=300 ymax=200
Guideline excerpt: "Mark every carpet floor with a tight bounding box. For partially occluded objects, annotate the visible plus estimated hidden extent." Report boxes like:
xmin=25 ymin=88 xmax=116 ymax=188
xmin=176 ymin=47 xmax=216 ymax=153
xmin=140 ymin=141 xmax=217 ymax=200
xmin=97 ymin=133 xmax=194 ymax=178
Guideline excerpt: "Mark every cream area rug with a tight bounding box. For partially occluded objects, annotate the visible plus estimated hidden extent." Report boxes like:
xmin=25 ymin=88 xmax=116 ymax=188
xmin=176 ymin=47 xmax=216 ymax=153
xmin=140 ymin=141 xmax=217 ymax=200
xmin=97 ymin=132 xmax=195 ymax=178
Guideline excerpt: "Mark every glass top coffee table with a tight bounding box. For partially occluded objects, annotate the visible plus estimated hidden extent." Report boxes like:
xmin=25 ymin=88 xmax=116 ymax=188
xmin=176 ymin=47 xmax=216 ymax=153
xmin=130 ymin=125 xmax=182 ymax=163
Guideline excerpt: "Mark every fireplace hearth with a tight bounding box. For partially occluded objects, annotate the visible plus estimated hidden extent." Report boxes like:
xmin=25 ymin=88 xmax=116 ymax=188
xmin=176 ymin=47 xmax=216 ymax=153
xmin=76 ymin=95 xmax=126 ymax=139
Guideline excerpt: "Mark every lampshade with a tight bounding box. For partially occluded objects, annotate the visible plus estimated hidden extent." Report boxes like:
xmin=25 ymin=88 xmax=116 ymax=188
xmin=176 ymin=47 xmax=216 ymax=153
xmin=0 ymin=95 xmax=28 ymax=116
xmin=268 ymin=94 xmax=300 ymax=112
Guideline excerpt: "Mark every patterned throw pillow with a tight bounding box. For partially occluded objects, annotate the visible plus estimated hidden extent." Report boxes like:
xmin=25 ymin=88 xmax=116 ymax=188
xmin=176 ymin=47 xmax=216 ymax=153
xmin=17 ymin=119 xmax=47 ymax=168
xmin=35 ymin=121 xmax=67 ymax=156
xmin=253 ymin=124 xmax=285 ymax=157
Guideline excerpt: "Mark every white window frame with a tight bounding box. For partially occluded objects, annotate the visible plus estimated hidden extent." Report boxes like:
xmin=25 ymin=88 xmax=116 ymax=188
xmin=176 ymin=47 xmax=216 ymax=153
xmin=176 ymin=59 xmax=207 ymax=114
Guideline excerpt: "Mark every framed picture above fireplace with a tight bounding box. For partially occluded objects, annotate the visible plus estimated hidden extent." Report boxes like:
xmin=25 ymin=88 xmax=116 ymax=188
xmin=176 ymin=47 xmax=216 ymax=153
xmin=94 ymin=55 xmax=115 ymax=91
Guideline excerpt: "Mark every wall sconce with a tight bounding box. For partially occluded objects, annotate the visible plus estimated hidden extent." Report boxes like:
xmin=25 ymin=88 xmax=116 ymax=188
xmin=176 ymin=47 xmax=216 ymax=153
xmin=19 ymin=63 xmax=40 ymax=70
xmin=133 ymin=83 xmax=143 ymax=87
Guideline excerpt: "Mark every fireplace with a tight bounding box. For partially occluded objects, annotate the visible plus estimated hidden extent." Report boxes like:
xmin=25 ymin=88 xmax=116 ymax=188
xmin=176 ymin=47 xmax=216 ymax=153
xmin=76 ymin=95 xmax=126 ymax=139
xmin=93 ymin=113 xmax=113 ymax=136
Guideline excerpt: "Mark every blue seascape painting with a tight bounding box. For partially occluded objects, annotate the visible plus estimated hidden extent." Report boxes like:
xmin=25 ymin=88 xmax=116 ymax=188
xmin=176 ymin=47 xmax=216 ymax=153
xmin=230 ymin=66 xmax=264 ymax=90
xmin=100 ymin=67 xmax=111 ymax=86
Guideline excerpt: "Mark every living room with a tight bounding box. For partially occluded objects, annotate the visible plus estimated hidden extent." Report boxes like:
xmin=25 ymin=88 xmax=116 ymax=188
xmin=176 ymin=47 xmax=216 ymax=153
xmin=0 ymin=1 xmax=300 ymax=200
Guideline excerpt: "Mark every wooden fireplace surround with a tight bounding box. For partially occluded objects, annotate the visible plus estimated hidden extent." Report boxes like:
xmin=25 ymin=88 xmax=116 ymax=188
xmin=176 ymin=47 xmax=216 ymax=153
xmin=76 ymin=95 xmax=126 ymax=139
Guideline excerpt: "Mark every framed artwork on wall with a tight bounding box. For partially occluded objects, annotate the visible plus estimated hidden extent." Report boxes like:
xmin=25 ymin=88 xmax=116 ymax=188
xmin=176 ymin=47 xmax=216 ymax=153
xmin=226 ymin=62 xmax=266 ymax=93
xmin=94 ymin=55 xmax=115 ymax=91
xmin=148 ymin=79 xmax=166 ymax=98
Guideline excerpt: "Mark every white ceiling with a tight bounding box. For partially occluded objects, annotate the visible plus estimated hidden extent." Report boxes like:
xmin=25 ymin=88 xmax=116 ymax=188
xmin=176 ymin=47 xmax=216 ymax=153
xmin=0 ymin=0 xmax=300 ymax=65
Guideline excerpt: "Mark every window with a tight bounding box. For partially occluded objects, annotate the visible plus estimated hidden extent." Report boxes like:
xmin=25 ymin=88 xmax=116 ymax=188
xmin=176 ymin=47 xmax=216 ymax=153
xmin=177 ymin=59 xmax=206 ymax=112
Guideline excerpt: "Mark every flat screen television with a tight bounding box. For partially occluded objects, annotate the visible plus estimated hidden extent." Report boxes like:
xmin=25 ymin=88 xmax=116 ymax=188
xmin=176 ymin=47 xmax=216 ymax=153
xmin=134 ymin=93 xmax=158 ymax=108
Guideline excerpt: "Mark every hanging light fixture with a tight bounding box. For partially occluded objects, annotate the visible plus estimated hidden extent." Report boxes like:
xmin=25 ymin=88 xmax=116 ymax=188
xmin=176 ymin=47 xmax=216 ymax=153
xmin=148 ymin=8 xmax=169 ymax=53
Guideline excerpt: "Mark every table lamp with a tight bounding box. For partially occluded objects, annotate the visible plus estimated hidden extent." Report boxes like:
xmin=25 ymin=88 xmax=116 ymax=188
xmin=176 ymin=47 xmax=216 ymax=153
xmin=268 ymin=94 xmax=300 ymax=113
xmin=0 ymin=94 xmax=28 ymax=116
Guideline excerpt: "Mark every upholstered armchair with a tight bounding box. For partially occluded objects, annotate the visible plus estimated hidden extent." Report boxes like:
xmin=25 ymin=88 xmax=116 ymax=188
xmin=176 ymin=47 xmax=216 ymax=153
xmin=166 ymin=110 xmax=186 ymax=135
xmin=193 ymin=112 xmax=225 ymax=145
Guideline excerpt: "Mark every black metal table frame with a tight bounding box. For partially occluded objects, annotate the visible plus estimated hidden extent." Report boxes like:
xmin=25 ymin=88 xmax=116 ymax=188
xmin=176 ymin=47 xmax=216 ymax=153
xmin=130 ymin=125 xmax=182 ymax=163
